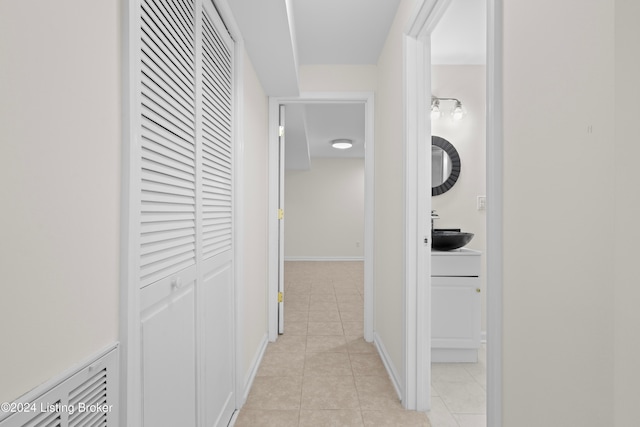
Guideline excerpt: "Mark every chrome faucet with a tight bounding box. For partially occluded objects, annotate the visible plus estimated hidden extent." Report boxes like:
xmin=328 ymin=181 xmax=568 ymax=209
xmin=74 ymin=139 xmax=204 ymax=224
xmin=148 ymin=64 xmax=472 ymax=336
xmin=431 ymin=210 xmax=439 ymax=232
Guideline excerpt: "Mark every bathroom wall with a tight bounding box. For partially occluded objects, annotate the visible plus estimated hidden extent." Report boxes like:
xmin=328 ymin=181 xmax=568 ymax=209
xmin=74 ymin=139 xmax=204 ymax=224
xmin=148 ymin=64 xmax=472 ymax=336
xmin=241 ymin=49 xmax=270 ymax=384
xmin=0 ymin=0 xmax=120 ymax=404
xmin=502 ymin=0 xmax=615 ymax=424
xmin=284 ymin=158 xmax=365 ymax=259
xmin=431 ymin=65 xmax=487 ymax=334
xmin=614 ymin=1 xmax=640 ymax=425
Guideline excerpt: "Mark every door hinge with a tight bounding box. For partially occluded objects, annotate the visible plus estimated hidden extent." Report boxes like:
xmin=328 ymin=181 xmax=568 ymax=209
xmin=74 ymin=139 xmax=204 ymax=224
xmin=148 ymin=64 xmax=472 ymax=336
xmin=279 ymin=125 xmax=285 ymax=137
xmin=278 ymin=208 xmax=284 ymax=220
xmin=278 ymin=292 xmax=283 ymax=303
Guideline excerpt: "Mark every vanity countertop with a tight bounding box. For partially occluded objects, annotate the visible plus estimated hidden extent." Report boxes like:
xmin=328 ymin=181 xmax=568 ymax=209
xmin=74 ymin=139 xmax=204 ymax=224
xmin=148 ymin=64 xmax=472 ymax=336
xmin=431 ymin=248 xmax=481 ymax=256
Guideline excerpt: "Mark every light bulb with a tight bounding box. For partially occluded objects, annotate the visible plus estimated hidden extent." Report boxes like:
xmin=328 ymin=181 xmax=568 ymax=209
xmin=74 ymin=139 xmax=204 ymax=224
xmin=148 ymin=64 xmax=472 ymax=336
xmin=451 ymin=101 xmax=465 ymax=120
xmin=430 ymin=99 xmax=442 ymax=120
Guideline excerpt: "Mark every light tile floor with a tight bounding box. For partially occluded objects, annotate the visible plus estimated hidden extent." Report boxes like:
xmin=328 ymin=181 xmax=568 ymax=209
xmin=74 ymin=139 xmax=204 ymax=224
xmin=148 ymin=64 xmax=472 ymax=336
xmin=429 ymin=344 xmax=487 ymax=427
xmin=234 ymin=261 xmax=486 ymax=427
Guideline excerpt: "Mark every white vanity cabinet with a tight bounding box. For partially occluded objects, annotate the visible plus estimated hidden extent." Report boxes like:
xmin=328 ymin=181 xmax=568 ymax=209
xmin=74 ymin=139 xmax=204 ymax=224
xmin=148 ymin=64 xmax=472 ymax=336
xmin=431 ymin=248 xmax=482 ymax=363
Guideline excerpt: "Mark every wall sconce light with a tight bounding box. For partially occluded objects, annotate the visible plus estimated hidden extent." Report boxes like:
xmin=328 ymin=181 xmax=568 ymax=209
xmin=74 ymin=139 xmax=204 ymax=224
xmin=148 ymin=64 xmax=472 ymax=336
xmin=431 ymin=97 xmax=466 ymax=121
xmin=331 ymin=138 xmax=353 ymax=149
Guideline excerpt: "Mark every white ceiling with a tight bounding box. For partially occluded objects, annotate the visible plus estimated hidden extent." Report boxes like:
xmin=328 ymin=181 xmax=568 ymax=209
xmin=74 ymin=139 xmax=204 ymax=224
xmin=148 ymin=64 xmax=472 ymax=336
xmin=292 ymin=0 xmax=401 ymax=65
xmin=229 ymin=0 xmax=486 ymax=170
xmin=284 ymin=103 xmax=365 ymax=170
xmin=431 ymin=0 xmax=486 ymax=65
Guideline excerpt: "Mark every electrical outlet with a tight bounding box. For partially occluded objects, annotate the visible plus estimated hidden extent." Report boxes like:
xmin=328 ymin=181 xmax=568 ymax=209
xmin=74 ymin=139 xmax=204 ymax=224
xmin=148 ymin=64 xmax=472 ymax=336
xmin=356 ymin=241 xmax=360 ymax=248
xmin=477 ymin=196 xmax=486 ymax=211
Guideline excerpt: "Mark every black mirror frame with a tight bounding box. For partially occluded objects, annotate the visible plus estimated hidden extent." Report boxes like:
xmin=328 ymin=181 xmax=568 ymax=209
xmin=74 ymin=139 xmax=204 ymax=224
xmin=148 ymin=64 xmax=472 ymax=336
xmin=432 ymin=135 xmax=461 ymax=196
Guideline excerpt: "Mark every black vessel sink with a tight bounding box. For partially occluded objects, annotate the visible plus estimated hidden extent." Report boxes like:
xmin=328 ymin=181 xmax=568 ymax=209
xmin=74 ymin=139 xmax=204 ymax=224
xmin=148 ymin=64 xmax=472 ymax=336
xmin=432 ymin=229 xmax=474 ymax=251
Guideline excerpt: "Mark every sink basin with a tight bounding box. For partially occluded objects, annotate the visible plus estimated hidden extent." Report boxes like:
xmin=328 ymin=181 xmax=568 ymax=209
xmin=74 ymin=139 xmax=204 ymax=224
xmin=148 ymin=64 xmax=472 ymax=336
xmin=432 ymin=229 xmax=474 ymax=251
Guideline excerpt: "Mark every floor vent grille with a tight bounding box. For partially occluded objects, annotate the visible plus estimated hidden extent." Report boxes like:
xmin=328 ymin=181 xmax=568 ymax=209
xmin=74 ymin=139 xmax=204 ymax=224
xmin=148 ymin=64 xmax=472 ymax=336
xmin=0 ymin=347 xmax=118 ymax=427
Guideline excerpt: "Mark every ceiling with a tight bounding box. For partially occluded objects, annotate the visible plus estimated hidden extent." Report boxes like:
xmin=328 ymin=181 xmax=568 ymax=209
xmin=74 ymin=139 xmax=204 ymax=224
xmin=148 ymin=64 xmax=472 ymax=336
xmin=431 ymin=0 xmax=486 ymax=65
xmin=285 ymin=103 xmax=365 ymax=170
xmin=228 ymin=0 xmax=486 ymax=170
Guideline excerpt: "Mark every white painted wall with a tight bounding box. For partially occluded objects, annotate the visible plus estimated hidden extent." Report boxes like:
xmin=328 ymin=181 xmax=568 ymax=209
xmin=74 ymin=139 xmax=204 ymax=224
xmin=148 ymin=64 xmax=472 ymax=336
xmin=373 ymin=0 xmax=418 ymax=393
xmin=298 ymin=65 xmax=377 ymax=92
xmin=241 ymin=51 xmax=270 ymax=382
xmin=502 ymin=0 xmax=615 ymax=424
xmin=284 ymin=158 xmax=364 ymax=259
xmin=431 ymin=65 xmax=486 ymax=333
xmin=0 ymin=0 xmax=120 ymax=404
xmin=614 ymin=1 xmax=640 ymax=425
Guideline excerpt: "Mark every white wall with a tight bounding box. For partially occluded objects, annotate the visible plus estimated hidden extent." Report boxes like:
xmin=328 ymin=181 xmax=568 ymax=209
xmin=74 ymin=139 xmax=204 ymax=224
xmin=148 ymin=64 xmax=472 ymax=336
xmin=502 ymin=0 xmax=615 ymax=425
xmin=284 ymin=158 xmax=364 ymax=259
xmin=373 ymin=0 xmax=418 ymax=392
xmin=0 ymin=0 xmax=120 ymax=404
xmin=614 ymin=1 xmax=640 ymax=425
xmin=241 ymin=50 xmax=270 ymax=383
xmin=298 ymin=65 xmax=377 ymax=92
xmin=431 ymin=65 xmax=487 ymax=332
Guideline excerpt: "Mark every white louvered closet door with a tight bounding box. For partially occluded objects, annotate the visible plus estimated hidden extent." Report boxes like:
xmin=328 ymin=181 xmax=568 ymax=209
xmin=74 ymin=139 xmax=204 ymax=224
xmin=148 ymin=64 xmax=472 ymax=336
xmin=198 ymin=1 xmax=236 ymax=426
xmin=134 ymin=0 xmax=235 ymax=426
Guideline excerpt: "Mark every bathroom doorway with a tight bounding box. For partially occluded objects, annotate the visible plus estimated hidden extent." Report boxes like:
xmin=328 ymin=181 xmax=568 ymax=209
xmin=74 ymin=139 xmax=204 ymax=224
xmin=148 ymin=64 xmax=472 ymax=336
xmin=430 ymin=0 xmax=489 ymax=422
xmin=406 ymin=0 xmax=503 ymax=424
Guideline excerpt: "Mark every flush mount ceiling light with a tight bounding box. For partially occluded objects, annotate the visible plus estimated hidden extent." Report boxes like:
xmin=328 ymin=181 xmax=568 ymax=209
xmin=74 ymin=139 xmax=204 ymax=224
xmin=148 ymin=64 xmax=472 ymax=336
xmin=331 ymin=138 xmax=353 ymax=150
xmin=431 ymin=96 xmax=466 ymax=121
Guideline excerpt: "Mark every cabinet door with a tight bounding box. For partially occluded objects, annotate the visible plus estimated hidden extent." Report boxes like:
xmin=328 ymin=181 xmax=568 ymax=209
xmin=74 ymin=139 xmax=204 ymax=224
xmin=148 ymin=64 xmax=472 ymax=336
xmin=432 ymin=277 xmax=481 ymax=349
xmin=141 ymin=276 xmax=197 ymax=427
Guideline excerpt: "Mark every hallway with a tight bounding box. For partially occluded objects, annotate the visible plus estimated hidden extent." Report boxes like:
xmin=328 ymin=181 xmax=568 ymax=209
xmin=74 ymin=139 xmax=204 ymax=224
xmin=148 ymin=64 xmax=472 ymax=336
xmin=234 ymin=261 xmax=431 ymax=426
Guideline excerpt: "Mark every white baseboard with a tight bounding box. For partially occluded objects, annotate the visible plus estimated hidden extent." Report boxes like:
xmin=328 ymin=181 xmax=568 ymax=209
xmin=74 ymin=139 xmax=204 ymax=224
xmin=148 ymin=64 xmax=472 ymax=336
xmin=241 ymin=334 xmax=268 ymax=403
xmin=373 ymin=332 xmax=403 ymax=402
xmin=284 ymin=256 xmax=364 ymax=262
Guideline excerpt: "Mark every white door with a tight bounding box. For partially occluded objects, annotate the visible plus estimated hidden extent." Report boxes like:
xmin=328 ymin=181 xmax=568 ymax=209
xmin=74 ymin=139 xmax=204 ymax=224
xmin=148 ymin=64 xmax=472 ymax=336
xmin=133 ymin=0 xmax=235 ymax=425
xmin=277 ymin=105 xmax=286 ymax=334
xmin=199 ymin=1 xmax=235 ymax=424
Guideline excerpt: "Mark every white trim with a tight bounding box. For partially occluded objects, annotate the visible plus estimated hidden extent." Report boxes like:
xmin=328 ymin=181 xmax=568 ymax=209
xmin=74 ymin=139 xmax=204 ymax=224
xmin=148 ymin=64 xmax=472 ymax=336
xmin=120 ymin=0 xmax=142 ymax=424
xmin=284 ymin=256 xmax=365 ymax=262
xmin=241 ymin=334 xmax=268 ymax=403
xmin=268 ymin=92 xmax=375 ymax=343
xmin=374 ymin=333 xmax=403 ymax=402
xmin=268 ymin=98 xmax=280 ymax=342
xmin=404 ymin=0 xmax=504 ymax=422
xmin=486 ymin=0 xmax=504 ymax=426
xmin=404 ymin=1 xmax=440 ymax=410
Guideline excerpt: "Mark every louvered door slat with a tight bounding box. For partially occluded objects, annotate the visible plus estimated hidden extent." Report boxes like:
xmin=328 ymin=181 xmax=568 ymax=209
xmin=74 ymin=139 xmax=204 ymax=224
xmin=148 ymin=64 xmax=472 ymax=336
xmin=141 ymin=8 xmax=193 ymax=85
xmin=202 ymin=64 xmax=231 ymax=103
xmin=142 ymin=141 xmax=194 ymax=172
xmin=145 ymin=0 xmax=194 ymax=56
xmin=202 ymin=19 xmax=232 ymax=73
xmin=140 ymin=0 xmax=196 ymax=288
xmin=141 ymin=84 xmax=194 ymax=136
xmin=141 ymin=61 xmax=193 ymax=114
xmin=200 ymin=8 xmax=232 ymax=261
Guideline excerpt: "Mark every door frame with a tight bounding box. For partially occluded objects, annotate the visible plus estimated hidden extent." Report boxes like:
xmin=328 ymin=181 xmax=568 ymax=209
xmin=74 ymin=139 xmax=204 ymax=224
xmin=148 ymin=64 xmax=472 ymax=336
xmin=267 ymin=92 xmax=375 ymax=342
xmin=404 ymin=0 xmax=504 ymax=423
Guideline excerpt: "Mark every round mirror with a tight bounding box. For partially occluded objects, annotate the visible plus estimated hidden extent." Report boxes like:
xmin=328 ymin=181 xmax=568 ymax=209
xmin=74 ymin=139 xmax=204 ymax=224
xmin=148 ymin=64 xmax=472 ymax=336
xmin=432 ymin=136 xmax=461 ymax=196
